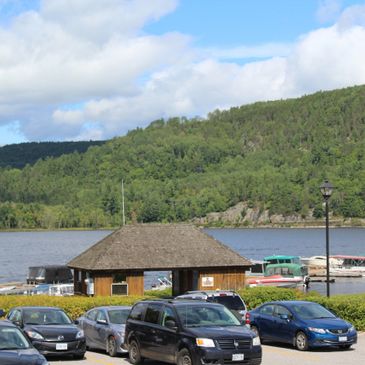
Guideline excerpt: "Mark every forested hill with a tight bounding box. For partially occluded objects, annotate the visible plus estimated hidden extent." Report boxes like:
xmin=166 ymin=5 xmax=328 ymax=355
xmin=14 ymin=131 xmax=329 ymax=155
xmin=1 ymin=85 xmax=365 ymax=229
xmin=0 ymin=141 xmax=106 ymax=168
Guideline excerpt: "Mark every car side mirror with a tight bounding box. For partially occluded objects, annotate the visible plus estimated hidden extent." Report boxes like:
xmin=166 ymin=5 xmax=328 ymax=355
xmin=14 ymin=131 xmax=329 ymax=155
xmin=165 ymin=320 xmax=178 ymax=330
xmin=280 ymin=314 xmax=289 ymax=321
xmin=97 ymin=319 xmax=108 ymax=325
xmin=0 ymin=309 xmax=5 ymax=317
xmin=74 ymin=319 xmax=80 ymax=325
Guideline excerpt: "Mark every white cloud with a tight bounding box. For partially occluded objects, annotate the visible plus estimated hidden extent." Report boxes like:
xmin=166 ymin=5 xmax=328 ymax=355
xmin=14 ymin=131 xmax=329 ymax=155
xmin=316 ymin=0 xmax=342 ymax=23
xmin=1 ymin=1 xmax=365 ymax=141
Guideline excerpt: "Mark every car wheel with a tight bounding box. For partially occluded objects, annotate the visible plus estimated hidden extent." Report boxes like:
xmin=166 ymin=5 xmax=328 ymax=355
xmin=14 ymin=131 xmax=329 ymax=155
xmin=107 ymin=336 xmax=117 ymax=357
xmin=73 ymin=353 xmax=85 ymax=360
xmin=295 ymin=331 xmax=308 ymax=351
xmin=177 ymin=348 xmax=193 ymax=365
xmin=129 ymin=340 xmax=143 ymax=364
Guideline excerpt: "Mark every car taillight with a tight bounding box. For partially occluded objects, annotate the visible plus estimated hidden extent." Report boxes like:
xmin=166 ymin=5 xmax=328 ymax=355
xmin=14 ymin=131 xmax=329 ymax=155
xmin=245 ymin=312 xmax=251 ymax=325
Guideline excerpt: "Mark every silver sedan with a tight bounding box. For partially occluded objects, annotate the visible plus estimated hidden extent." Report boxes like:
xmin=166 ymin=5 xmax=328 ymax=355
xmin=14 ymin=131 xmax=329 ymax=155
xmin=77 ymin=306 xmax=131 ymax=357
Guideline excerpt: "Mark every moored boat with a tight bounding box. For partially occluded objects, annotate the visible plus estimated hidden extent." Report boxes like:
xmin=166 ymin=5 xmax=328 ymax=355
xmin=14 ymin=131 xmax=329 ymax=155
xmin=331 ymin=255 xmax=365 ymax=275
xmin=246 ymin=275 xmax=304 ymax=288
xmin=247 ymin=262 xmax=309 ymax=289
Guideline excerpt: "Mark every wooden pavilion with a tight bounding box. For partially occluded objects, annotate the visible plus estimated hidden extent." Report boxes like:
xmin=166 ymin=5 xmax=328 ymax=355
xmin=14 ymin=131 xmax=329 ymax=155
xmin=68 ymin=224 xmax=252 ymax=296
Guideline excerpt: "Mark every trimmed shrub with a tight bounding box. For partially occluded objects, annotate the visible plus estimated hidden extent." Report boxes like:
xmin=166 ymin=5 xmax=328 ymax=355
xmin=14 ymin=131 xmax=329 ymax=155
xmin=1 ymin=288 xmax=364 ymax=330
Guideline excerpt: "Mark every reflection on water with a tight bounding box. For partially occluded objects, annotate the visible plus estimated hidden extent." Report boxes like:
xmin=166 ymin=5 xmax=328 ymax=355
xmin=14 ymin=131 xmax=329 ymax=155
xmin=0 ymin=228 xmax=364 ymax=295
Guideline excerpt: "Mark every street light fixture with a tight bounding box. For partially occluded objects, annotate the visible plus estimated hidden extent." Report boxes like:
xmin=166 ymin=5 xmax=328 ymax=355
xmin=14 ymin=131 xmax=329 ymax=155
xmin=320 ymin=179 xmax=334 ymax=297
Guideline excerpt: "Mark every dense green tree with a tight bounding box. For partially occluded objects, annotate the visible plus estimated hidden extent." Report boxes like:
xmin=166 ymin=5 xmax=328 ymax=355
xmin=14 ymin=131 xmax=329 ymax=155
xmin=1 ymin=85 xmax=365 ymax=228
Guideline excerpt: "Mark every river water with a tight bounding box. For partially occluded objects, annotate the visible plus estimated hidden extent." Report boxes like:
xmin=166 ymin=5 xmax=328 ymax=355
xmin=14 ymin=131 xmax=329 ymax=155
xmin=0 ymin=228 xmax=364 ymax=295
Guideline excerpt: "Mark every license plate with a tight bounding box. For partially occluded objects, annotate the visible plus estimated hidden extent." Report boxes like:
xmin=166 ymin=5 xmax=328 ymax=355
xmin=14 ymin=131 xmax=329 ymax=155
xmin=232 ymin=354 xmax=244 ymax=361
xmin=56 ymin=343 xmax=68 ymax=350
xmin=339 ymin=336 xmax=347 ymax=342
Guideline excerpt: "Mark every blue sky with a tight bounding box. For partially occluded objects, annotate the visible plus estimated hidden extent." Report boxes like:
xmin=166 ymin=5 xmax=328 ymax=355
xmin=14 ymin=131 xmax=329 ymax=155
xmin=0 ymin=0 xmax=365 ymax=145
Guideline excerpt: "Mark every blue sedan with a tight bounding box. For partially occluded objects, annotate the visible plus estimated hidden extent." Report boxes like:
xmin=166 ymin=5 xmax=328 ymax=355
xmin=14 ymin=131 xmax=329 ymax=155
xmin=77 ymin=306 xmax=131 ymax=357
xmin=249 ymin=300 xmax=357 ymax=351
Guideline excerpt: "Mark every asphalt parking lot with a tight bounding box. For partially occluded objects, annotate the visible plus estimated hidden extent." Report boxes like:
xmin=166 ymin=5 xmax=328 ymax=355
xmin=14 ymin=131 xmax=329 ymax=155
xmin=49 ymin=332 xmax=365 ymax=365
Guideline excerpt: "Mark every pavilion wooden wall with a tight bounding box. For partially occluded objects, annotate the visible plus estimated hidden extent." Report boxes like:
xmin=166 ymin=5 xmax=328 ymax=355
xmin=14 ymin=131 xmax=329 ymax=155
xmin=198 ymin=268 xmax=246 ymax=291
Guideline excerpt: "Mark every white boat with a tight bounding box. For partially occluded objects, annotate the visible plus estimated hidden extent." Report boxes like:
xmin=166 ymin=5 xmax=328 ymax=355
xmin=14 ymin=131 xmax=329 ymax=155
xmin=331 ymin=255 xmax=365 ymax=276
xmin=301 ymin=256 xmax=342 ymax=268
xmin=247 ymin=275 xmax=304 ymax=289
xmin=150 ymin=276 xmax=172 ymax=291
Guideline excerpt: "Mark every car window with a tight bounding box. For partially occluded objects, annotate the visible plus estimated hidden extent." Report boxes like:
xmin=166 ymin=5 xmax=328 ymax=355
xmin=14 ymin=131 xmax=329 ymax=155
xmin=86 ymin=309 xmax=98 ymax=321
xmin=144 ymin=304 xmax=161 ymax=324
xmin=161 ymin=306 xmax=177 ymax=327
xmin=274 ymin=305 xmax=291 ymax=317
xmin=8 ymin=310 xmax=21 ymax=322
xmin=291 ymin=303 xmax=336 ymax=320
xmin=23 ymin=309 xmax=72 ymax=325
xmin=259 ymin=305 xmax=274 ymax=316
xmin=0 ymin=327 xmax=31 ymax=350
xmin=176 ymin=304 xmax=240 ymax=327
xmin=212 ymin=296 xmax=246 ymax=310
xmin=96 ymin=310 xmax=108 ymax=323
xmin=129 ymin=303 xmax=147 ymax=321
xmin=108 ymin=309 xmax=130 ymax=324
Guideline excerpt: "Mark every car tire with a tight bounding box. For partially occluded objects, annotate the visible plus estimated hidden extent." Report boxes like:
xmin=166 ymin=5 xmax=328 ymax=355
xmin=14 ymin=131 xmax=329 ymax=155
xmin=106 ymin=336 xmax=118 ymax=357
xmin=129 ymin=340 xmax=143 ymax=364
xmin=177 ymin=348 xmax=193 ymax=365
xmin=295 ymin=331 xmax=309 ymax=351
xmin=73 ymin=353 xmax=85 ymax=360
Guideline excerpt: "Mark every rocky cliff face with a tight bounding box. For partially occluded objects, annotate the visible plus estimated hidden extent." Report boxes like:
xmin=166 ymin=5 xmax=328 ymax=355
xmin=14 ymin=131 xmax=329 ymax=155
xmin=192 ymin=202 xmax=363 ymax=227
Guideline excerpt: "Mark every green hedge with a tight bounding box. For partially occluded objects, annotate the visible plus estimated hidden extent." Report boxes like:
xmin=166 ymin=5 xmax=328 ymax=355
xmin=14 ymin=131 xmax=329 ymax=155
xmin=0 ymin=295 xmax=144 ymax=320
xmin=1 ymin=288 xmax=365 ymax=330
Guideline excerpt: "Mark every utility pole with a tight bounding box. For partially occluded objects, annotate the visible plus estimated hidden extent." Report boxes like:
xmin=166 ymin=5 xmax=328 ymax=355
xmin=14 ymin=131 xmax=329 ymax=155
xmin=122 ymin=179 xmax=126 ymax=226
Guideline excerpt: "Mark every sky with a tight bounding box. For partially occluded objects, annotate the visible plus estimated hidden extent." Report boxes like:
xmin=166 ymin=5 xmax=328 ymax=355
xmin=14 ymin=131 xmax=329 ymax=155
xmin=1 ymin=0 xmax=365 ymax=145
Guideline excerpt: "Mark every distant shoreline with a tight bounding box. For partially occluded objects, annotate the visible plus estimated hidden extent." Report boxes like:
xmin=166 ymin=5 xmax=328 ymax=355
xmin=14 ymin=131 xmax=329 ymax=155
xmin=1 ymin=223 xmax=365 ymax=233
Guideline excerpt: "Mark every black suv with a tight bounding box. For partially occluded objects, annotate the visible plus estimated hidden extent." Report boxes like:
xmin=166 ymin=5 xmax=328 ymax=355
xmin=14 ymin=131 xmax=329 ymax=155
xmin=125 ymin=299 xmax=261 ymax=365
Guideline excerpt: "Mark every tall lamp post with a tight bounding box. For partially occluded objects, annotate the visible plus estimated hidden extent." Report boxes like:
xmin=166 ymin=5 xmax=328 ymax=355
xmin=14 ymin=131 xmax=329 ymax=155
xmin=320 ymin=180 xmax=334 ymax=298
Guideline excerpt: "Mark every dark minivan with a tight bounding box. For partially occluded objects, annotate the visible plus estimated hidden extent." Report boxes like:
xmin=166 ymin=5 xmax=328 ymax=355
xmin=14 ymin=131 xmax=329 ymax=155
xmin=125 ymin=299 xmax=261 ymax=365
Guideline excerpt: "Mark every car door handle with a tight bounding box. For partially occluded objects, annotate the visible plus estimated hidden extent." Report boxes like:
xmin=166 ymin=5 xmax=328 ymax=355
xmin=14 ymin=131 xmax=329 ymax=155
xmin=151 ymin=329 xmax=156 ymax=334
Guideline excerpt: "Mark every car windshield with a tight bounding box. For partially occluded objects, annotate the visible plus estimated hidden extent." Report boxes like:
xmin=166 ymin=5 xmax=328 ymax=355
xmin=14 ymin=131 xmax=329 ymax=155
xmin=108 ymin=309 xmax=130 ymax=324
xmin=0 ymin=327 xmax=31 ymax=350
xmin=23 ymin=309 xmax=72 ymax=325
xmin=210 ymin=296 xmax=245 ymax=310
xmin=291 ymin=303 xmax=336 ymax=320
xmin=176 ymin=304 xmax=241 ymax=327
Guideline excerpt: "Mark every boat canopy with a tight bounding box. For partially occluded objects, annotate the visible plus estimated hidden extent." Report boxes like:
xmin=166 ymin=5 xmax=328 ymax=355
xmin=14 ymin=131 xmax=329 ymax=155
xmin=264 ymin=255 xmax=301 ymax=265
xmin=264 ymin=263 xmax=308 ymax=277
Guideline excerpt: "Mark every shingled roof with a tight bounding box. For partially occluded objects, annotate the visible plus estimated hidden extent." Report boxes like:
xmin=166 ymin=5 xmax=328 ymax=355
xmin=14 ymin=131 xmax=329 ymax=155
xmin=68 ymin=224 xmax=251 ymax=271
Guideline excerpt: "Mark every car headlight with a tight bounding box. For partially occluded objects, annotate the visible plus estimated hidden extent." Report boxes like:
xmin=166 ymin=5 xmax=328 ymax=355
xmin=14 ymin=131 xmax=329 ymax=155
xmin=308 ymin=327 xmax=326 ymax=334
xmin=196 ymin=338 xmax=215 ymax=348
xmin=349 ymin=326 xmax=355 ymax=332
xmin=76 ymin=330 xmax=84 ymax=339
xmin=252 ymin=336 xmax=261 ymax=346
xmin=25 ymin=330 xmax=44 ymax=340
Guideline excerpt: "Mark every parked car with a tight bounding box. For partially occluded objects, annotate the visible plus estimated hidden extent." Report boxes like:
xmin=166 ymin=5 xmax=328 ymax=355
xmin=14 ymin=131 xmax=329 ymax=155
xmin=0 ymin=318 xmax=49 ymax=365
xmin=77 ymin=305 xmax=131 ymax=356
xmin=248 ymin=300 xmax=357 ymax=351
xmin=6 ymin=306 xmax=86 ymax=359
xmin=175 ymin=290 xmax=247 ymax=322
xmin=125 ymin=299 xmax=262 ymax=365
